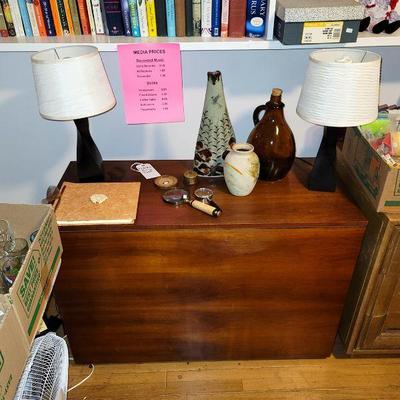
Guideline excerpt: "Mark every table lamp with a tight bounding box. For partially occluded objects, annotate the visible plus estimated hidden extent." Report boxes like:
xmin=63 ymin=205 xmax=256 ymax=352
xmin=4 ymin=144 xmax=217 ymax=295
xmin=297 ymin=49 xmax=381 ymax=192
xmin=31 ymin=46 xmax=116 ymax=182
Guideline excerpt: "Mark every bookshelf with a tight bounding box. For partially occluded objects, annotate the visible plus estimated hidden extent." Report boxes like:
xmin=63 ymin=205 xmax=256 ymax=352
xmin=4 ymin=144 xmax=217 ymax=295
xmin=0 ymin=30 xmax=399 ymax=51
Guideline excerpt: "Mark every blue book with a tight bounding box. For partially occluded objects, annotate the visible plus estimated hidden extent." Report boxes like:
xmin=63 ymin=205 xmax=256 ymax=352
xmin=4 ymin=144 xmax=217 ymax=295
xmin=210 ymin=0 xmax=220 ymax=36
xmin=40 ymin=0 xmax=56 ymax=35
xmin=245 ymin=0 xmax=267 ymax=37
xmin=127 ymin=0 xmax=140 ymax=36
xmin=165 ymin=0 xmax=174 ymax=36
xmin=17 ymin=0 xmax=32 ymax=35
xmin=120 ymin=0 xmax=132 ymax=35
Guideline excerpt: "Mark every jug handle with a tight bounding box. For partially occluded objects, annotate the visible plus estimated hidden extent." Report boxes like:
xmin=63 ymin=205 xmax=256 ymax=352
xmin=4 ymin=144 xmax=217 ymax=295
xmin=253 ymin=105 xmax=266 ymax=125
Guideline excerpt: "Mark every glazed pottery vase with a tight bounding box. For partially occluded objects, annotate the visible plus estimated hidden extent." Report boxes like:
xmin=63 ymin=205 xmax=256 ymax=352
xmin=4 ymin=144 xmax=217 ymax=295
xmin=194 ymin=71 xmax=236 ymax=177
xmin=247 ymin=88 xmax=296 ymax=181
xmin=224 ymin=143 xmax=260 ymax=196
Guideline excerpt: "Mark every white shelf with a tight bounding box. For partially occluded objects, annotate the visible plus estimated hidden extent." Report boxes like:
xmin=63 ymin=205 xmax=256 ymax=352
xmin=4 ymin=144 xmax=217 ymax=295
xmin=0 ymin=30 xmax=399 ymax=51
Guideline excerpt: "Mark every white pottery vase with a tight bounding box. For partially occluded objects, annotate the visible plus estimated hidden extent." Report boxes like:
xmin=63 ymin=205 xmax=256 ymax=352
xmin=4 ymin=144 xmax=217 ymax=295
xmin=223 ymin=143 xmax=260 ymax=196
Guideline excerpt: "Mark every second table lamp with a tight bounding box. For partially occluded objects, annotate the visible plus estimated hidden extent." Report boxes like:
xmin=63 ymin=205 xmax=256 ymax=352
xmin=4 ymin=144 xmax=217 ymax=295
xmin=297 ymin=49 xmax=381 ymax=192
xmin=31 ymin=45 xmax=116 ymax=182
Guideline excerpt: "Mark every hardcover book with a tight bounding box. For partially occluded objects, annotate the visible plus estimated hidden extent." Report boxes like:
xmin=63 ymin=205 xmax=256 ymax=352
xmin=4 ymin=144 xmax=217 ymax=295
xmin=192 ymin=0 xmax=200 ymax=35
xmin=245 ymin=0 xmax=267 ymax=37
xmin=128 ymin=0 xmax=140 ymax=35
xmin=0 ymin=0 xmax=12 ymax=35
xmin=184 ymin=0 xmax=192 ymax=35
xmin=49 ymin=0 xmax=64 ymax=34
xmin=76 ymin=0 xmax=91 ymax=33
xmin=8 ymin=0 xmax=25 ymax=35
xmin=67 ymin=0 xmax=82 ymax=33
xmin=40 ymin=0 xmax=56 ymax=34
xmin=17 ymin=0 xmax=33 ymax=35
xmin=55 ymin=182 xmax=141 ymax=226
xmin=264 ymin=0 xmax=274 ymax=39
xmin=174 ymin=0 xmax=184 ymax=36
xmin=85 ymin=0 xmax=96 ymax=33
xmin=120 ymin=0 xmax=132 ymax=34
xmin=103 ymin=0 xmax=125 ymax=35
xmin=220 ymin=0 xmax=228 ymax=36
xmin=201 ymin=0 xmax=211 ymax=36
xmin=145 ymin=0 xmax=156 ymax=36
xmin=227 ymin=0 xmax=245 ymax=37
xmin=154 ymin=0 xmax=166 ymax=35
xmin=56 ymin=0 xmax=70 ymax=33
xmin=211 ymin=0 xmax=221 ymax=36
xmin=62 ymin=0 xmax=75 ymax=33
xmin=33 ymin=0 xmax=47 ymax=35
xmin=92 ymin=0 xmax=105 ymax=33
xmin=165 ymin=0 xmax=175 ymax=36
xmin=26 ymin=0 xmax=40 ymax=35
xmin=136 ymin=0 xmax=148 ymax=36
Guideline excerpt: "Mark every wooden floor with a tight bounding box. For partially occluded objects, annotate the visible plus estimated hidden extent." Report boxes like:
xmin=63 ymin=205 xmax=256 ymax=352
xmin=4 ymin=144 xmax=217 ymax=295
xmin=68 ymin=355 xmax=400 ymax=399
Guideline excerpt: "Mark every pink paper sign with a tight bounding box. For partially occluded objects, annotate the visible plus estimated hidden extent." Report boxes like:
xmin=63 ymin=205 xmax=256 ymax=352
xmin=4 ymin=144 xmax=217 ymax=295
xmin=117 ymin=43 xmax=185 ymax=124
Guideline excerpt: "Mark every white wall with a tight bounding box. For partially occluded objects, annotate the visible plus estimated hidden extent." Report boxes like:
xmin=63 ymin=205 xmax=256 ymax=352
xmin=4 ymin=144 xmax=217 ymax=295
xmin=0 ymin=46 xmax=399 ymax=204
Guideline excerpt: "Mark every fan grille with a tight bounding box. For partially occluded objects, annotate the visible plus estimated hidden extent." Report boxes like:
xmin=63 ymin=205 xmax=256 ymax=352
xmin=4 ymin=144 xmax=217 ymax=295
xmin=14 ymin=333 xmax=69 ymax=400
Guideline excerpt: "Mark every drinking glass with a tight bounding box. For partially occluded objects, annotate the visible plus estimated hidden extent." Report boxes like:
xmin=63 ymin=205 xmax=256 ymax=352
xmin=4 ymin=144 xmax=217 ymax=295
xmin=0 ymin=220 xmax=14 ymax=258
xmin=2 ymin=238 xmax=29 ymax=290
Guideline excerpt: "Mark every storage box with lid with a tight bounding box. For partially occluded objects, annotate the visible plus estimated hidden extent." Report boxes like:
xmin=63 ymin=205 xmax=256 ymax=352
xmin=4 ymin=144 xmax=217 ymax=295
xmin=274 ymin=0 xmax=364 ymax=45
xmin=0 ymin=204 xmax=62 ymax=400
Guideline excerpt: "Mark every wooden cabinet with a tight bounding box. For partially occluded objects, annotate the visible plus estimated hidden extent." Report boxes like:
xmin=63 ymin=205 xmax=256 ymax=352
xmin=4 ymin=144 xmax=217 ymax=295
xmin=54 ymin=159 xmax=366 ymax=363
xmin=338 ymin=151 xmax=400 ymax=355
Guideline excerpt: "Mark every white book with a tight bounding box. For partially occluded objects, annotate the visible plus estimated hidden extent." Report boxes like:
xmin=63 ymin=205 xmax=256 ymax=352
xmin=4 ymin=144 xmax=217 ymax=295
xmin=91 ymin=0 xmax=104 ymax=34
xmin=201 ymin=0 xmax=211 ymax=37
xmin=137 ymin=0 xmax=148 ymax=37
xmin=85 ymin=0 xmax=97 ymax=34
xmin=265 ymin=0 xmax=276 ymax=40
xmin=220 ymin=0 xmax=229 ymax=37
xmin=8 ymin=0 xmax=25 ymax=36
xmin=26 ymin=0 xmax=39 ymax=36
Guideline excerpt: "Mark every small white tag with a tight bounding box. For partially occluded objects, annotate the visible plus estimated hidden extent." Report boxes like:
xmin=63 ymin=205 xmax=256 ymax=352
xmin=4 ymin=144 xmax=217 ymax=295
xmin=136 ymin=163 xmax=161 ymax=179
xmin=346 ymin=28 xmax=353 ymax=33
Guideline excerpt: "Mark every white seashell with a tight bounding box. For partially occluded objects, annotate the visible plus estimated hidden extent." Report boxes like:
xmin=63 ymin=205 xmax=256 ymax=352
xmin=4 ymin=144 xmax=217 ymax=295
xmin=90 ymin=194 xmax=108 ymax=204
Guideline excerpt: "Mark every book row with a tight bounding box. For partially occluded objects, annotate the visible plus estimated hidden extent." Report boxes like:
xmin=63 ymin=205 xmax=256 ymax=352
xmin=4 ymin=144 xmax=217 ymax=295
xmin=0 ymin=0 xmax=269 ymax=38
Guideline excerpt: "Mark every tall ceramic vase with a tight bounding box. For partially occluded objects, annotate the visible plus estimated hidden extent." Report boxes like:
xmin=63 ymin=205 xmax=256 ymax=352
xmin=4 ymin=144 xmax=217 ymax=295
xmin=194 ymin=71 xmax=236 ymax=177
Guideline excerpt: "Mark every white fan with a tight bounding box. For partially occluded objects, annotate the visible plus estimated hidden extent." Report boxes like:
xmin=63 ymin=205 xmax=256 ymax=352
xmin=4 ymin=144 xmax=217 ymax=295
xmin=14 ymin=333 xmax=69 ymax=400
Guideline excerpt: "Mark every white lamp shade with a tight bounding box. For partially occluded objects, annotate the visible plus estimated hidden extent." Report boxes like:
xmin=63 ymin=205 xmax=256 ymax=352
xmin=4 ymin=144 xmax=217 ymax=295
xmin=31 ymin=46 xmax=116 ymax=121
xmin=296 ymin=49 xmax=381 ymax=127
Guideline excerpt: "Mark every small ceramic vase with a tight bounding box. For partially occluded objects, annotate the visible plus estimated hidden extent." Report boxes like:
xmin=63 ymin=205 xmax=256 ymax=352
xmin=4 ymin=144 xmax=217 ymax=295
xmin=194 ymin=71 xmax=236 ymax=177
xmin=223 ymin=143 xmax=260 ymax=196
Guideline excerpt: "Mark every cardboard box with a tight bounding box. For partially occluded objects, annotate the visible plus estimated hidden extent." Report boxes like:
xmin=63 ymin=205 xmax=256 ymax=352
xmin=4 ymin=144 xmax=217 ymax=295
xmin=342 ymin=127 xmax=400 ymax=213
xmin=0 ymin=204 xmax=62 ymax=400
xmin=274 ymin=0 xmax=364 ymax=45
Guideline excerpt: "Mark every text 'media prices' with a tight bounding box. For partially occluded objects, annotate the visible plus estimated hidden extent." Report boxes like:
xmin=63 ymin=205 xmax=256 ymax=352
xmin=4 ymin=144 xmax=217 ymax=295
xmin=118 ymin=43 xmax=185 ymax=124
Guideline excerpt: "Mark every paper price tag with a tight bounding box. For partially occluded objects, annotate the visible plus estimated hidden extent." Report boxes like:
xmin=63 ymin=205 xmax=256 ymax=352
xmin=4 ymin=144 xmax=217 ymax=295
xmin=135 ymin=163 xmax=161 ymax=179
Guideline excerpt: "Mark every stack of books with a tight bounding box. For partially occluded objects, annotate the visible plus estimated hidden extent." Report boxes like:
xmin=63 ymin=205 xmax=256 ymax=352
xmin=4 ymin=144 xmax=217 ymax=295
xmin=0 ymin=0 xmax=271 ymax=38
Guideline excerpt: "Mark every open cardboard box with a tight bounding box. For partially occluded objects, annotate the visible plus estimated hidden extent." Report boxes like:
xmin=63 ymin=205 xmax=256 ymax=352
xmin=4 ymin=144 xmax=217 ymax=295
xmin=342 ymin=127 xmax=400 ymax=213
xmin=0 ymin=204 xmax=62 ymax=400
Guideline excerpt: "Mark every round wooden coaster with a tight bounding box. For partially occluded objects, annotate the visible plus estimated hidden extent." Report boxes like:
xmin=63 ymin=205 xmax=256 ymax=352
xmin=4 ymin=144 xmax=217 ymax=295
xmin=154 ymin=175 xmax=178 ymax=189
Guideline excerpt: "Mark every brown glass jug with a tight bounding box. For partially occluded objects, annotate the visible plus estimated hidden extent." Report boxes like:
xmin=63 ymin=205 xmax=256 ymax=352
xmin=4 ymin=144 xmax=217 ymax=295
xmin=247 ymin=88 xmax=296 ymax=181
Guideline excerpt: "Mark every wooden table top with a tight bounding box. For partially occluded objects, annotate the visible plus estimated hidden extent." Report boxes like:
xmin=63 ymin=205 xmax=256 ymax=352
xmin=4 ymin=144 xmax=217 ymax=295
xmin=59 ymin=159 xmax=367 ymax=231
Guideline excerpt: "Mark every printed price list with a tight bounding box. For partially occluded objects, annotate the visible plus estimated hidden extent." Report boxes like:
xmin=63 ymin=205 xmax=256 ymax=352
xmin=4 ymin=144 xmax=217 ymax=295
xmin=118 ymin=43 xmax=184 ymax=124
